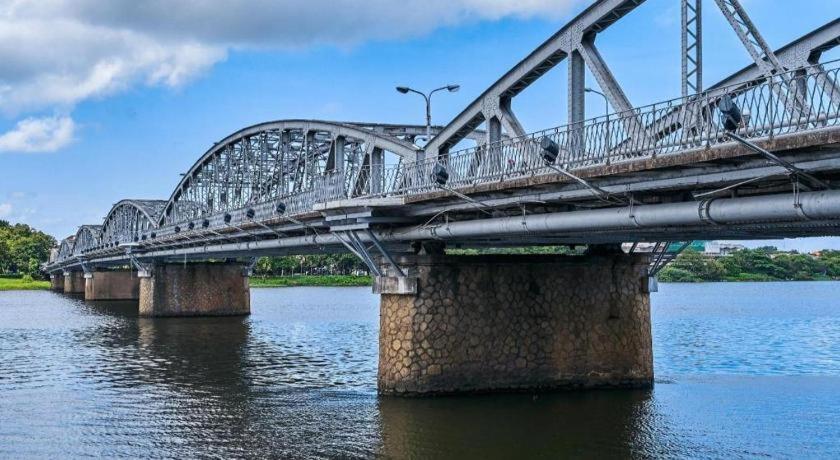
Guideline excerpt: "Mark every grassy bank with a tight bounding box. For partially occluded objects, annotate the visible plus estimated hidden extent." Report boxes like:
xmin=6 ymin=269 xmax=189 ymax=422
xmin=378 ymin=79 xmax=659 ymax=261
xmin=250 ymin=275 xmax=372 ymax=288
xmin=0 ymin=276 xmax=50 ymax=291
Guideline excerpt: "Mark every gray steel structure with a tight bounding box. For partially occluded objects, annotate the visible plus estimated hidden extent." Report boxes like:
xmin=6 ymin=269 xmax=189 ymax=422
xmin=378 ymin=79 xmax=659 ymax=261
xmin=46 ymin=0 xmax=840 ymax=277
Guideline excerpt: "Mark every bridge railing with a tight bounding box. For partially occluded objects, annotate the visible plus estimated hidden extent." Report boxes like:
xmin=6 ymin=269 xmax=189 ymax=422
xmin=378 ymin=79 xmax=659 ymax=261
xmin=337 ymin=59 xmax=840 ymax=200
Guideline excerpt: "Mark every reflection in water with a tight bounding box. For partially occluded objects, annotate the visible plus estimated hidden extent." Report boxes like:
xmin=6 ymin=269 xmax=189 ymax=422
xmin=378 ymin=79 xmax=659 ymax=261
xmin=379 ymin=390 xmax=661 ymax=459
xmin=1 ymin=284 xmax=839 ymax=458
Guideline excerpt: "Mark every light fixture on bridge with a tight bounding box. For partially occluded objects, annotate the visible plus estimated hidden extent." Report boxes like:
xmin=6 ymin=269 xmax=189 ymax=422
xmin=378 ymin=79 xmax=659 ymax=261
xmin=432 ymin=163 xmax=449 ymax=185
xmin=718 ymin=95 xmax=743 ymax=132
xmin=275 ymin=202 xmax=287 ymax=215
xmin=246 ymin=208 xmax=256 ymax=219
xmin=202 ymin=219 xmax=210 ymax=228
xmin=188 ymin=222 xmax=195 ymax=230
xmin=224 ymin=213 xmax=232 ymax=224
xmin=150 ymin=232 xmax=156 ymax=239
xmin=174 ymin=226 xmax=181 ymax=233
xmin=540 ymin=137 xmax=560 ymax=164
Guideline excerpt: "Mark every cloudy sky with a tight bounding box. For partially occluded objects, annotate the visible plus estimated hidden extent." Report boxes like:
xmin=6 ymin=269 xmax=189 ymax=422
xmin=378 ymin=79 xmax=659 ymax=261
xmin=0 ymin=0 xmax=838 ymax=250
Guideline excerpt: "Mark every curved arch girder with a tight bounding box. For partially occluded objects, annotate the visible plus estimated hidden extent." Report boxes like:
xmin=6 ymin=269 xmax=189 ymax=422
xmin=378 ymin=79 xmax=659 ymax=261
xmin=56 ymin=237 xmax=75 ymax=262
xmin=159 ymin=119 xmax=420 ymax=227
xmin=72 ymin=225 xmax=103 ymax=256
xmin=100 ymin=200 xmax=165 ymax=247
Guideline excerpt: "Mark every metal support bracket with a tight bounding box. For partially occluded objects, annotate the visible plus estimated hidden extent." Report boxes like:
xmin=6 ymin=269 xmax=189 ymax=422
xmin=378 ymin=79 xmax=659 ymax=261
xmin=725 ymin=132 xmax=830 ymax=190
xmin=126 ymin=247 xmax=153 ymax=278
xmin=242 ymin=257 xmax=259 ymax=276
xmin=546 ymin=164 xmax=626 ymax=204
xmin=437 ymin=184 xmax=495 ymax=215
xmin=333 ymin=229 xmax=405 ymax=278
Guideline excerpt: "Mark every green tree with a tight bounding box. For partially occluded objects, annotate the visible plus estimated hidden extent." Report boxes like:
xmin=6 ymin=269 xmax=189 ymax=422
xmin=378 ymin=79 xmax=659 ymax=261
xmin=0 ymin=220 xmax=56 ymax=277
xmin=662 ymin=249 xmax=724 ymax=281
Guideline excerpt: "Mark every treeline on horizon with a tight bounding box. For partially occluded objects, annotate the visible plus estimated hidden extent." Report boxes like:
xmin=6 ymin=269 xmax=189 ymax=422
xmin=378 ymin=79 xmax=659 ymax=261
xmin=659 ymin=247 xmax=840 ymax=282
xmin=0 ymin=220 xmax=56 ymax=277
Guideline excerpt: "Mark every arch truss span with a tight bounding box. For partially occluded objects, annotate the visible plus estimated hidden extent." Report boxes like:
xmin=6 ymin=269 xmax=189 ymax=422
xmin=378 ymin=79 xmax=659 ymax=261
xmin=158 ymin=119 xmax=420 ymax=227
xmin=56 ymin=236 xmax=76 ymax=262
xmin=72 ymin=225 xmax=103 ymax=257
xmin=100 ymin=200 xmax=166 ymax=248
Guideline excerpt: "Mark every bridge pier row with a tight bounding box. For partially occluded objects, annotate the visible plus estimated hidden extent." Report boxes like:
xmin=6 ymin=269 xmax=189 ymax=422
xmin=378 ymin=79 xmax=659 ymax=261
xmin=374 ymin=253 xmax=654 ymax=396
xmin=63 ymin=271 xmax=85 ymax=294
xmin=138 ymin=262 xmax=250 ymax=317
xmin=84 ymin=270 xmax=140 ymax=301
xmin=49 ymin=273 xmax=64 ymax=291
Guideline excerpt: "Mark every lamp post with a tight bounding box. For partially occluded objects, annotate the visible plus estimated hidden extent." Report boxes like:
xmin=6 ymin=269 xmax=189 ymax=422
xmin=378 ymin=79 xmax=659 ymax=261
xmin=395 ymin=84 xmax=460 ymax=146
xmin=585 ymin=87 xmax=610 ymax=154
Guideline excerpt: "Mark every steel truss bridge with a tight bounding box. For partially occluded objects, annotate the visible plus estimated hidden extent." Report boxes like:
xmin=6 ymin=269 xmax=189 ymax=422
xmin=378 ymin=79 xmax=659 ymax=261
xmin=47 ymin=0 xmax=840 ymax=279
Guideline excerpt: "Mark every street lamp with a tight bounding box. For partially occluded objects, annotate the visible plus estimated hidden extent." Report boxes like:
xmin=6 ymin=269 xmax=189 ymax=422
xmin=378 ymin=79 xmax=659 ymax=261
xmin=585 ymin=87 xmax=610 ymax=153
xmin=395 ymin=84 xmax=460 ymax=145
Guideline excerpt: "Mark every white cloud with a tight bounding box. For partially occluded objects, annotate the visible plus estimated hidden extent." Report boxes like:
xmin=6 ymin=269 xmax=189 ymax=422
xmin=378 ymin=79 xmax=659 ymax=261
xmin=0 ymin=0 xmax=579 ymax=114
xmin=0 ymin=203 xmax=11 ymax=218
xmin=0 ymin=115 xmax=75 ymax=153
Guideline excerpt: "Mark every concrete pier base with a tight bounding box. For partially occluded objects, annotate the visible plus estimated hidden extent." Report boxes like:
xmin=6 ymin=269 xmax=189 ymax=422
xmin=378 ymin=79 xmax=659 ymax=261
xmin=84 ymin=270 xmax=140 ymax=301
xmin=138 ymin=263 xmax=250 ymax=317
xmin=63 ymin=271 xmax=85 ymax=294
xmin=377 ymin=253 xmax=653 ymax=396
xmin=49 ymin=273 xmax=64 ymax=291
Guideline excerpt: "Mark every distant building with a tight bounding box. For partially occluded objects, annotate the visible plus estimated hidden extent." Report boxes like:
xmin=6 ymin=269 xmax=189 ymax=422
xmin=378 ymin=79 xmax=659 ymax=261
xmin=703 ymin=241 xmax=745 ymax=257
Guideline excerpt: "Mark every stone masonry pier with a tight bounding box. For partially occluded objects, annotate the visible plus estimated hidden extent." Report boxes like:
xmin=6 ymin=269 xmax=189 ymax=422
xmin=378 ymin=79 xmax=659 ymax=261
xmin=138 ymin=262 xmax=250 ymax=317
xmin=50 ymin=273 xmax=64 ymax=291
xmin=63 ymin=271 xmax=85 ymax=294
xmin=84 ymin=270 xmax=140 ymax=301
xmin=376 ymin=253 xmax=653 ymax=395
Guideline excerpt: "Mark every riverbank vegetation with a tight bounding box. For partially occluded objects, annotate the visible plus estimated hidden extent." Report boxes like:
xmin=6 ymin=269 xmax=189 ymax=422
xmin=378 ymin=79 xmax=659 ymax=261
xmin=0 ymin=275 xmax=51 ymax=291
xmin=659 ymin=247 xmax=840 ymax=282
xmin=250 ymin=274 xmax=372 ymax=287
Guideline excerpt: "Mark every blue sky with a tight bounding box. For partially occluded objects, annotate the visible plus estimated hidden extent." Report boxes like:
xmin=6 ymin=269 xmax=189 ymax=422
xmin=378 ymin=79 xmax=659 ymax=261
xmin=1 ymin=0 xmax=838 ymax=250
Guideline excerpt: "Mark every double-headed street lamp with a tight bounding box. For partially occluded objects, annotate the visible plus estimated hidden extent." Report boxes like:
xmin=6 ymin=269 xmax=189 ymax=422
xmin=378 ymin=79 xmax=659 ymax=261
xmin=395 ymin=84 xmax=460 ymax=146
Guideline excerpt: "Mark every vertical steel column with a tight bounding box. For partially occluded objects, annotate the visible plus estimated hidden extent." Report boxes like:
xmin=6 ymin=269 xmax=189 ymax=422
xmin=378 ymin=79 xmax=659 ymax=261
xmin=487 ymin=116 xmax=502 ymax=174
xmin=280 ymin=130 xmax=290 ymax=194
xmin=334 ymin=135 xmax=345 ymax=172
xmin=681 ymin=0 xmax=702 ymax=97
xmin=568 ymin=50 xmax=586 ymax=159
xmin=370 ymin=147 xmax=384 ymax=194
xmin=305 ymin=130 xmax=316 ymax=188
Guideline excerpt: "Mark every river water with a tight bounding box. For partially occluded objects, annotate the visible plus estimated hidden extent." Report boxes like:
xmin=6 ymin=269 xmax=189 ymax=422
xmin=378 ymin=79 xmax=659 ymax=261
xmin=1 ymin=282 xmax=838 ymax=458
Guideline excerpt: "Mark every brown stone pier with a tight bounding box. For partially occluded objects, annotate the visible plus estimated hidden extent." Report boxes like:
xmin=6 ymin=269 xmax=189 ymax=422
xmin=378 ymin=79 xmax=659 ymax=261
xmin=84 ymin=270 xmax=140 ymax=301
xmin=375 ymin=253 xmax=653 ymax=396
xmin=138 ymin=262 xmax=251 ymax=317
xmin=49 ymin=273 xmax=64 ymax=291
xmin=63 ymin=270 xmax=85 ymax=294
